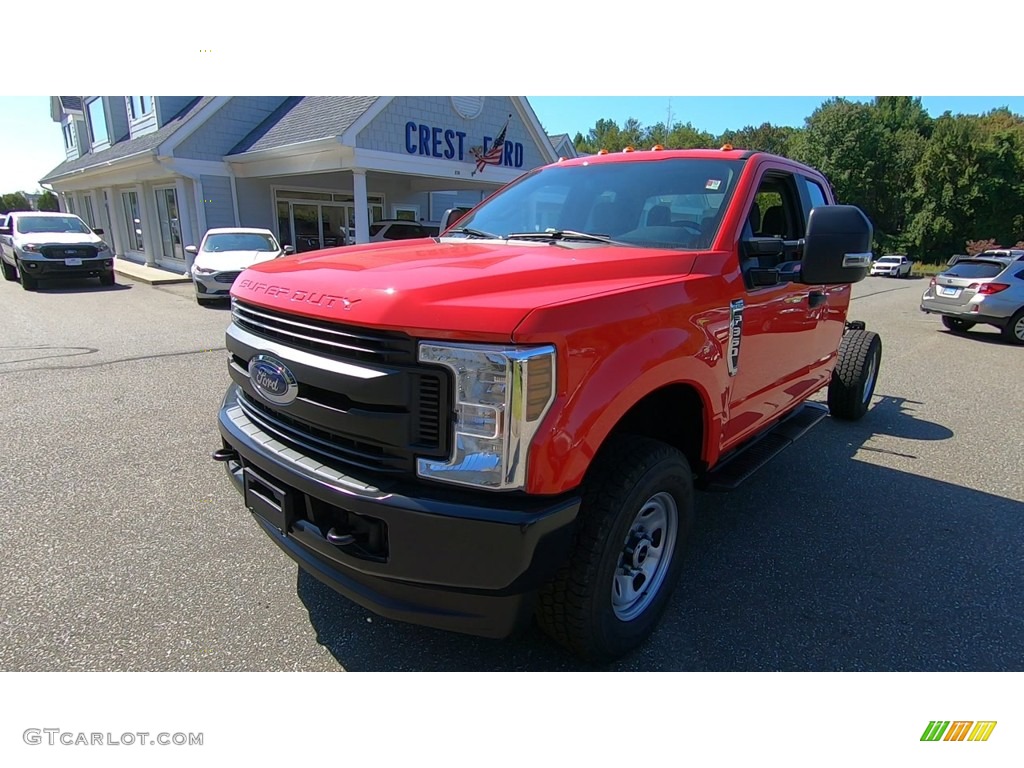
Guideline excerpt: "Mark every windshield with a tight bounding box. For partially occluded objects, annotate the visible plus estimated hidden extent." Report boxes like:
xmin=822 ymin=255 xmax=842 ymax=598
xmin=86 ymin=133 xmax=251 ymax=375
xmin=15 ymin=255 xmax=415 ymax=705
xmin=202 ymin=233 xmax=279 ymax=253
xmin=448 ymin=157 xmax=745 ymax=250
xmin=877 ymin=257 xmax=901 ymax=264
xmin=16 ymin=215 xmax=92 ymax=235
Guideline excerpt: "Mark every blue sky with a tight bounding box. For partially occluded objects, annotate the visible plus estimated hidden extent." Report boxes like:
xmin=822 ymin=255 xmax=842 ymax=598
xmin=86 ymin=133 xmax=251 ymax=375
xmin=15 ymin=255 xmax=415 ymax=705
xmin=528 ymin=96 xmax=1024 ymax=139
xmin=5 ymin=95 xmax=1024 ymax=194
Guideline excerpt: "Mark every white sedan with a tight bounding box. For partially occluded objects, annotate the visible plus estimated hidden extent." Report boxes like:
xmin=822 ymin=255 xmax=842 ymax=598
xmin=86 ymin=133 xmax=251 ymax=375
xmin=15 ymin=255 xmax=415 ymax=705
xmin=870 ymin=254 xmax=913 ymax=278
xmin=187 ymin=228 xmax=293 ymax=305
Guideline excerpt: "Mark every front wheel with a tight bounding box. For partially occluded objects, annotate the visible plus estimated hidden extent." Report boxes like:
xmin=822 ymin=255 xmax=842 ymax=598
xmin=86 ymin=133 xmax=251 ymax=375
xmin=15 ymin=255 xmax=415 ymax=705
xmin=99 ymin=273 xmax=116 ymax=287
xmin=536 ymin=435 xmax=694 ymax=663
xmin=0 ymin=259 xmax=16 ymax=282
xmin=828 ymin=329 xmax=882 ymax=421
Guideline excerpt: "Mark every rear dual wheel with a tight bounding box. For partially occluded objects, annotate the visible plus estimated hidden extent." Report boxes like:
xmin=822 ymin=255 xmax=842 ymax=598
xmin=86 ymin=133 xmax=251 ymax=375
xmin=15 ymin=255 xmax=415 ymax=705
xmin=828 ymin=330 xmax=882 ymax=421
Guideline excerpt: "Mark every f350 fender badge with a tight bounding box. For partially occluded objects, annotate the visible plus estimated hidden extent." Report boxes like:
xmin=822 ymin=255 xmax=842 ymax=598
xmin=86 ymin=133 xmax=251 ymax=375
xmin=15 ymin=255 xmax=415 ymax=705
xmin=728 ymin=299 xmax=744 ymax=377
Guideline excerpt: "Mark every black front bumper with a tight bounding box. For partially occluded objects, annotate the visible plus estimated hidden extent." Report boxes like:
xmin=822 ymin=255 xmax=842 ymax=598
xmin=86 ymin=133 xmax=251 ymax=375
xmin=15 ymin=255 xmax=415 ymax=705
xmin=20 ymin=257 xmax=113 ymax=278
xmin=217 ymin=386 xmax=579 ymax=638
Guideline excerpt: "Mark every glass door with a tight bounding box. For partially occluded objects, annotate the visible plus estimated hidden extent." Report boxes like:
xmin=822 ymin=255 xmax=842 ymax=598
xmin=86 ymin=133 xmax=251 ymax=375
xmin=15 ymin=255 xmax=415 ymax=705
xmin=155 ymin=187 xmax=184 ymax=262
xmin=293 ymin=204 xmax=320 ymax=252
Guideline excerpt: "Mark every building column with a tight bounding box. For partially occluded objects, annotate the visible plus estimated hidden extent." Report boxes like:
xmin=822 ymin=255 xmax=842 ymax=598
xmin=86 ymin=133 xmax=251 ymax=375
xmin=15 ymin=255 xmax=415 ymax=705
xmin=136 ymin=183 xmax=158 ymax=267
xmin=191 ymin=177 xmax=208 ymax=239
xmin=175 ymin=178 xmax=197 ymax=248
xmin=353 ymin=169 xmax=369 ymax=244
xmin=103 ymin=187 xmax=125 ymax=256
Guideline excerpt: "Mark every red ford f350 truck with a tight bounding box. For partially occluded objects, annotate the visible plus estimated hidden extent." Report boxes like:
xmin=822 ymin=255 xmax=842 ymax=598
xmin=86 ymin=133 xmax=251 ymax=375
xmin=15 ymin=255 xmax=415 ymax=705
xmin=214 ymin=147 xmax=881 ymax=661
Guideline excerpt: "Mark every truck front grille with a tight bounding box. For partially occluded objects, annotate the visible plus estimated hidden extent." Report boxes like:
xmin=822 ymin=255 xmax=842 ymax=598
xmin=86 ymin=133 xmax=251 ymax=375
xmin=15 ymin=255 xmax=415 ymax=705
xmin=237 ymin=391 xmax=409 ymax=473
xmin=231 ymin=300 xmax=415 ymax=364
xmin=228 ymin=300 xmax=451 ymax=480
xmin=40 ymin=245 xmax=98 ymax=259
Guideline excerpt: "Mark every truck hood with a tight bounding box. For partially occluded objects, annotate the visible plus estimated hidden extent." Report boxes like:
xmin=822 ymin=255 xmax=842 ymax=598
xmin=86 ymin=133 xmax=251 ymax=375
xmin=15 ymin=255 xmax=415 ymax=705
xmin=230 ymin=238 xmax=698 ymax=338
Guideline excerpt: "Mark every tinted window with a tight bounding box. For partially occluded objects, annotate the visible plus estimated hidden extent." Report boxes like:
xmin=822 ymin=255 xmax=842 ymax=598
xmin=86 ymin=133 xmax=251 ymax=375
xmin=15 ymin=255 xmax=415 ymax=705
xmin=944 ymin=260 xmax=1006 ymax=279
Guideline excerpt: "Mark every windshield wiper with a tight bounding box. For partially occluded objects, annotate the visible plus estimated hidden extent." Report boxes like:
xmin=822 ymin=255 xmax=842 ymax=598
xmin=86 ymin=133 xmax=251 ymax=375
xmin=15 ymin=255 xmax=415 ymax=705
xmin=506 ymin=229 xmax=619 ymax=244
xmin=446 ymin=226 xmax=500 ymax=239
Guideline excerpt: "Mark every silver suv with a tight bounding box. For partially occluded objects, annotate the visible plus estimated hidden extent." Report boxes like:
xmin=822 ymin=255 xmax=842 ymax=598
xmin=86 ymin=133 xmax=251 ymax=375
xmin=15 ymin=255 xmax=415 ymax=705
xmin=920 ymin=251 xmax=1024 ymax=344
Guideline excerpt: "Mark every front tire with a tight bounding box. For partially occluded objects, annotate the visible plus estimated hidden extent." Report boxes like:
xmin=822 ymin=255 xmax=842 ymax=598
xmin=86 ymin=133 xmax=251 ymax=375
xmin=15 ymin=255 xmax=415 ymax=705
xmin=828 ymin=329 xmax=882 ymax=421
xmin=1 ymin=259 xmax=16 ymax=282
xmin=20 ymin=268 xmax=38 ymax=291
xmin=536 ymin=435 xmax=694 ymax=663
xmin=99 ymin=273 xmax=116 ymax=287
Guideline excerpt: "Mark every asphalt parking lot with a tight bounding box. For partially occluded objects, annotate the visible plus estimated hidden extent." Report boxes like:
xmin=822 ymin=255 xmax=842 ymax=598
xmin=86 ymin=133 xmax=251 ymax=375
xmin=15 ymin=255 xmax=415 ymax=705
xmin=0 ymin=272 xmax=1021 ymax=671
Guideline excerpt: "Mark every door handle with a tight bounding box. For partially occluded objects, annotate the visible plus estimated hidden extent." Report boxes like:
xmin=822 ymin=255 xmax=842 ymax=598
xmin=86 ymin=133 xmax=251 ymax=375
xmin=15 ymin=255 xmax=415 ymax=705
xmin=807 ymin=290 xmax=827 ymax=309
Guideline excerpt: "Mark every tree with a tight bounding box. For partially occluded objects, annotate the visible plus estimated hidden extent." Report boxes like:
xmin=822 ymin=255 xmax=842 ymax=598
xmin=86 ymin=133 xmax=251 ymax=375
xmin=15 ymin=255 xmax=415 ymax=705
xmin=0 ymin=192 xmax=32 ymax=213
xmin=718 ymin=122 xmax=799 ymax=156
xmin=37 ymin=190 xmax=59 ymax=212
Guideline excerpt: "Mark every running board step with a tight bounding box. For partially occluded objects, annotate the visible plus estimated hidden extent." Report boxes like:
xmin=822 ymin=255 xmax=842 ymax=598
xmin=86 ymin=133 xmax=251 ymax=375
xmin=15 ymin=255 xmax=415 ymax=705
xmin=703 ymin=402 xmax=829 ymax=491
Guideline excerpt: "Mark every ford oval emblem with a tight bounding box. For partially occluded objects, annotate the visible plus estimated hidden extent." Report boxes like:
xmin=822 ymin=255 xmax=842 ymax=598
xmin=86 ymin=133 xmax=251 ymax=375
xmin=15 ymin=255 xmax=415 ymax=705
xmin=249 ymin=354 xmax=298 ymax=405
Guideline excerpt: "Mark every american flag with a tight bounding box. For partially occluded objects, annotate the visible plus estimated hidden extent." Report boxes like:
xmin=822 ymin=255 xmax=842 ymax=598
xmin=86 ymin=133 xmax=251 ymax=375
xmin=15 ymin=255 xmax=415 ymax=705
xmin=470 ymin=115 xmax=511 ymax=176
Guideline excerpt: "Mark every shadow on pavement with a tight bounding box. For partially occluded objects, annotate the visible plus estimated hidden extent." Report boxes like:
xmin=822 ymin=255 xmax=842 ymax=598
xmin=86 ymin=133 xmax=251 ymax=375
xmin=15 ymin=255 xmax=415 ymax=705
xmin=296 ymin=394 xmax=1023 ymax=672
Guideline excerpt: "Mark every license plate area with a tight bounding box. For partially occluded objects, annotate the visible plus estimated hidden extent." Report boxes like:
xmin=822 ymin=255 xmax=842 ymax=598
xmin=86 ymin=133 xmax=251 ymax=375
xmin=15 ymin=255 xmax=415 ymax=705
xmin=243 ymin=467 xmax=296 ymax=533
xmin=940 ymin=286 xmax=959 ymax=296
xmin=65 ymin=258 xmax=82 ymax=266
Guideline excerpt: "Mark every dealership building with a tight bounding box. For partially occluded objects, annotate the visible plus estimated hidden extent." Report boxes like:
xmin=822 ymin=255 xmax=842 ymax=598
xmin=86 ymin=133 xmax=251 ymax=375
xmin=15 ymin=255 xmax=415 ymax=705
xmin=41 ymin=96 xmax=575 ymax=274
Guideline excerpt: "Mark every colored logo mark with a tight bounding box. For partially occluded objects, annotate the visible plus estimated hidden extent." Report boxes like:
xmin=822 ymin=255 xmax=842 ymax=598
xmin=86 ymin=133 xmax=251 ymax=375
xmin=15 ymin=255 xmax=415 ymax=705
xmin=921 ymin=721 xmax=997 ymax=742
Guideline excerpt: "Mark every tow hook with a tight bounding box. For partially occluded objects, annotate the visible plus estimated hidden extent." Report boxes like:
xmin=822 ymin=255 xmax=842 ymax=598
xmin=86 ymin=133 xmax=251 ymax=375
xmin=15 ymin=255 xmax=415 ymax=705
xmin=845 ymin=320 xmax=866 ymax=333
xmin=211 ymin=447 xmax=239 ymax=462
xmin=326 ymin=528 xmax=356 ymax=546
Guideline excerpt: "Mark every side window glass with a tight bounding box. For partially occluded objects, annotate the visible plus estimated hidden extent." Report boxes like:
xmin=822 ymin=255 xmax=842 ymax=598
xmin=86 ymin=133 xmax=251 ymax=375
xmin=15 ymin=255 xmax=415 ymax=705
xmin=804 ymin=177 xmax=828 ymax=209
xmin=752 ymin=173 xmax=803 ymax=240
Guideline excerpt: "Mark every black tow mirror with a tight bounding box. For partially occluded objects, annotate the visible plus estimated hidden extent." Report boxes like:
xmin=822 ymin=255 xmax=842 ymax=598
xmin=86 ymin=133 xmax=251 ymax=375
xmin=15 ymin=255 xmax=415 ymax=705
xmin=799 ymin=205 xmax=873 ymax=285
xmin=92 ymin=228 xmax=104 ymax=235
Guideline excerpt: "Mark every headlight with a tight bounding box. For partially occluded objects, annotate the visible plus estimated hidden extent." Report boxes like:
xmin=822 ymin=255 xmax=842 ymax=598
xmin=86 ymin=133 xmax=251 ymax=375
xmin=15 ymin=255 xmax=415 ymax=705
xmin=21 ymin=243 xmax=42 ymax=253
xmin=192 ymin=266 xmax=214 ymax=275
xmin=96 ymin=242 xmax=111 ymax=253
xmin=417 ymin=342 xmax=556 ymax=490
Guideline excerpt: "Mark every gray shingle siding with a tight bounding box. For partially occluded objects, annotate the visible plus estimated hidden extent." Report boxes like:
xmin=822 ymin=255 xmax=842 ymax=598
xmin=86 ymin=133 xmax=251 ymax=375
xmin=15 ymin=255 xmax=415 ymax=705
xmin=201 ymin=175 xmax=235 ymax=228
xmin=175 ymin=97 xmax=290 ymax=161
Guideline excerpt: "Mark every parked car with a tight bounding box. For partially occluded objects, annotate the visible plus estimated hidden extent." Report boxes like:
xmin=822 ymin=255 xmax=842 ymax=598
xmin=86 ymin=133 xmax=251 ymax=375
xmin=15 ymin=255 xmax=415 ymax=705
xmin=870 ymin=254 xmax=912 ymax=278
xmin=0 ymin=211 xmax=114 ymax=290
xmin=920 ymin=253 xmax=1024 ymax=344
xmin=369 ymin=220 xmax=439 ymax=242
xmin=187 ymin=228 xmax=293 ymax=305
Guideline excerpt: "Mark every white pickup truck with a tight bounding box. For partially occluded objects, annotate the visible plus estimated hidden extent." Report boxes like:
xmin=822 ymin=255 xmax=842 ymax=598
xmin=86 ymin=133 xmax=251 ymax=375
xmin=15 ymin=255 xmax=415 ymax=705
xmin=0 ymin=211 xmax=115 ymax=290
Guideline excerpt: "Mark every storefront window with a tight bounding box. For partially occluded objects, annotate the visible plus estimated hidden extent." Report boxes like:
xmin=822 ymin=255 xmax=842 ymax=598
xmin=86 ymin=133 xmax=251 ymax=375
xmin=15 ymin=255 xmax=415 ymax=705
xmin=122 ymin=191 xmax=144 ymax=251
